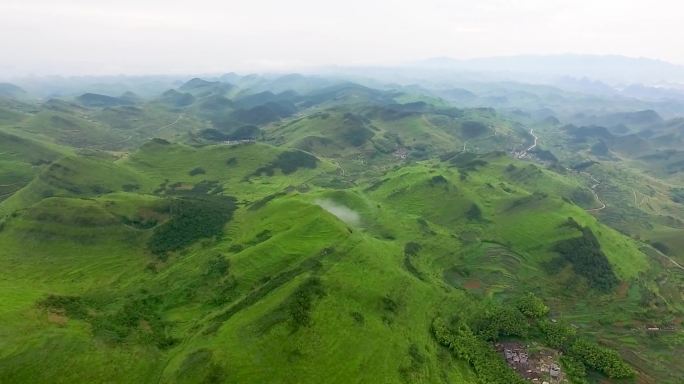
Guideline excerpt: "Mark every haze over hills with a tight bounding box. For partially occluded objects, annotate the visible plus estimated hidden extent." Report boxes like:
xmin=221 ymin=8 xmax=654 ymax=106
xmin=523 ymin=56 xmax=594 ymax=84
xmin=0 ymin=67 xmax=683 ymax=384
xmin=413 ymin=55 xmax=684 ymax=85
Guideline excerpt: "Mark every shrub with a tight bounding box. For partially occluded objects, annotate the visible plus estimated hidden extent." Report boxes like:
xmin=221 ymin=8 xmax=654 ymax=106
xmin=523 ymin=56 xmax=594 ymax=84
xmin=429 ymin=175 xmax=448 ymax=185
xmin=466 ymin=204 xmax=482 ymax=221
xmin=474 ymin=306 xmax=529 ymax=341
xmin=569 ymin=339 xmax=634 ymax=379
xmin=287 ymin=277 xmax=326 ymax=331
xmin=516 ymin=293 xmax=549 ymax=319
xmin=671 ymin=187 xmax=684 ymax=203
xmin=38 ymin=294 xmax=88 ymax=319
xmin=205 ymin=255 xmax=230 ymax=277
xmin=537 ymin=319 xmax=577 ymax=350
xmin=189 ymin=167 xmax=206 ymax=176
xmin=560 ymin=355 xmax=589 ymax=384
xmin=404 ymin=242 xmax=422 ymax=256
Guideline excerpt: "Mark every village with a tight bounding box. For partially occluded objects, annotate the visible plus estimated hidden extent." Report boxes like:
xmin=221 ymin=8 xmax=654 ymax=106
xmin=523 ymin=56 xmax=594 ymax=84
xmin=495 ymin=341 xmax=567 ymax=384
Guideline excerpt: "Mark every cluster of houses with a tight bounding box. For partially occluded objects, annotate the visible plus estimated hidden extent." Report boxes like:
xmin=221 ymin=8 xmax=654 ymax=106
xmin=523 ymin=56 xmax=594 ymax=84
xmin=497 ymin=342 xmax=565 ymax=383
xmin=504 ymin=347 xmax=529 ymax=365
xmin=393 ymin=147 xmax=409 ymax=159
xmin=220 ymin=138 xmax=256 ymax=145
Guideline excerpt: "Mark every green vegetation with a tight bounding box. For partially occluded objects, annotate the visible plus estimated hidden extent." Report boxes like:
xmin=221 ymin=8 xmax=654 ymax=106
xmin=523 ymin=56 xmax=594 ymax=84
xmin=432 ymin=317 xmax=526 ymax=384
xmin=560 ymin=355 xmax=589 ymax=384
xmin=0 ymin=74 xmax=680 ymax=384
xmin=569 ymin=339 xmax=634 ymax=379
xmin=148 ymin=196 xmax=236 ymax=255
xmin=253 ymin=149 xmax=318 ymax=176
xmin=554 ymin=226 xmax=619 ymax=291
xmin=515 ymin=293 xmax=549 ymax=319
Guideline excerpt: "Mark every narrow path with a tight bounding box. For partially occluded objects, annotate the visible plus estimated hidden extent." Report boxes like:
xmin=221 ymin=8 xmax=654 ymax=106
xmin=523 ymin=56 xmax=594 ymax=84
xmin=633 ymin=189 xmax=638 ymax=207
xmin=0 ymin=189 xmax=19 ymax=199
xmin=650 ymin=247 xmax=684 ymax=271
xmin=159 ymin=113 xmax=184 ymax=131
xmin=331 ymin=159 xmax=346 ymax=176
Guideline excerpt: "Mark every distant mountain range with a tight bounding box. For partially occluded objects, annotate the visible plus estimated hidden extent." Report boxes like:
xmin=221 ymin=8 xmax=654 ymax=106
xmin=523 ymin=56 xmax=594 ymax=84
xmin=413 ymin=54 xmax=684 ymax=86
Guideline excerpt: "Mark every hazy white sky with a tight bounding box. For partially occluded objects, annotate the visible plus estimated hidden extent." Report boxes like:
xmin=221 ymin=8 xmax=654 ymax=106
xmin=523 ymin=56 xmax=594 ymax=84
xmin=1 ymin=0 xmax=683 ymax=76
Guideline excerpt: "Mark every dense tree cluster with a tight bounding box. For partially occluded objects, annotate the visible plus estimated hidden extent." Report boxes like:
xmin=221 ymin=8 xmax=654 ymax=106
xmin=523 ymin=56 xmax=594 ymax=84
xmin=432 ymin=317 xmax=527 ymax=384
xmin=431 ymin=293 xmax=634 ymax=383
xmin=569 ymin=339 xmax=634 ymax=379
xmin=473 ymin=306 xmax=529 ymax=341
xmin=554 ymin=227 xmax=618 ymax=291
xmin=287 ymin=277 xmax=326 ymax=331
xmin=39 ymin=292 xmax=176 ymax=349
xmin=460 ymin=121 xmax=489 ymax=139
xmin=148 ymin=196 xmax=236 ymax=255
xmin=253 ymin=150 xmax=318 ymax=176
xmin=537 ymin=317 xmax=634 ymax=380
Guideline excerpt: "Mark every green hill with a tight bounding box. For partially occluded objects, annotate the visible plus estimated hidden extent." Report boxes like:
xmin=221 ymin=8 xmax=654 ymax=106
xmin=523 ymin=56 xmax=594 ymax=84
xmin=0 ymin=76 xmax=682 ymax=384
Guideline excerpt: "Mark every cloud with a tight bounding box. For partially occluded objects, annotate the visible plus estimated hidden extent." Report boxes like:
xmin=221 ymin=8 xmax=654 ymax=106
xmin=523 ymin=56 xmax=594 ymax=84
xmin=315 ymin=199 xmax=360 ymax=226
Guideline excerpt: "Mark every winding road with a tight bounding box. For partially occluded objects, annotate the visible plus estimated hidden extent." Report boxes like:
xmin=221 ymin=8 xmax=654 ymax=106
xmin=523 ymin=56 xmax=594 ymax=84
xmin=526 ymin=128 xmax=538 ymax=152
xmin=517 ymin=128 xmax=538 ymax=158
xmin=584 ymin=173 xmax=606 ymax=212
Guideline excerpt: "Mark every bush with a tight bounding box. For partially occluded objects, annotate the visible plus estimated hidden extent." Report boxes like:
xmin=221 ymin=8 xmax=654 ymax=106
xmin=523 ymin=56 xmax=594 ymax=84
xmin=404 ymin=242 xmax=422 ymax=256
xmin=560 ymin=355 xmax=589 ymax=384
xmin=670 ymin=187 xmax=684 ymax=203
xmin=188 ymin=167 xmax=206 ymax=176
xmin=466 ymin=204 xmax=482 ymax=221
xmin=205 ymin=255 xmax=230 ymax=277
xmin=516 ymin=293 xmax=549 ymax=319
xmin=38 ymin=294 xmax=88 ymax=319
xmin=537 ymin=319 xmax=577 ymax=350
xmin=569 ymin=339 xmax=634 ymax=379
xmin=429 ymin=175 xmax=448 ymax=185
xmin=474 ymin=306 xmax=529 ymax=341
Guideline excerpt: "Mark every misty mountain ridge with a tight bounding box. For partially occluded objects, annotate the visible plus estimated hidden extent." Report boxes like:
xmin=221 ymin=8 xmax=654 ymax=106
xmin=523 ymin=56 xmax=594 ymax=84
xmin=414 ymin=54 xmax=684 ymax=85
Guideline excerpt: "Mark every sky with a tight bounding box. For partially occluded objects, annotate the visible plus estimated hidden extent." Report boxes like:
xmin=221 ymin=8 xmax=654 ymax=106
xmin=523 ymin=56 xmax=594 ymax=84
xmin=1 ymin=0 xmax=683 ymax=76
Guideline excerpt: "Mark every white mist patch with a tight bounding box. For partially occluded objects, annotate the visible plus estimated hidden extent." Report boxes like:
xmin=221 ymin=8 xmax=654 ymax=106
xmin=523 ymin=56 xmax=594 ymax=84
xmin=315 ymin=199 xmax=360 ymax=226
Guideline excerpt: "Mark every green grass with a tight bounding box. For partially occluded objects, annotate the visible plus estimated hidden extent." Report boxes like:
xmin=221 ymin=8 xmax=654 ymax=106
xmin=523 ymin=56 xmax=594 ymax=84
xmin=0 ymin=85 xmax=682 ymax=383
